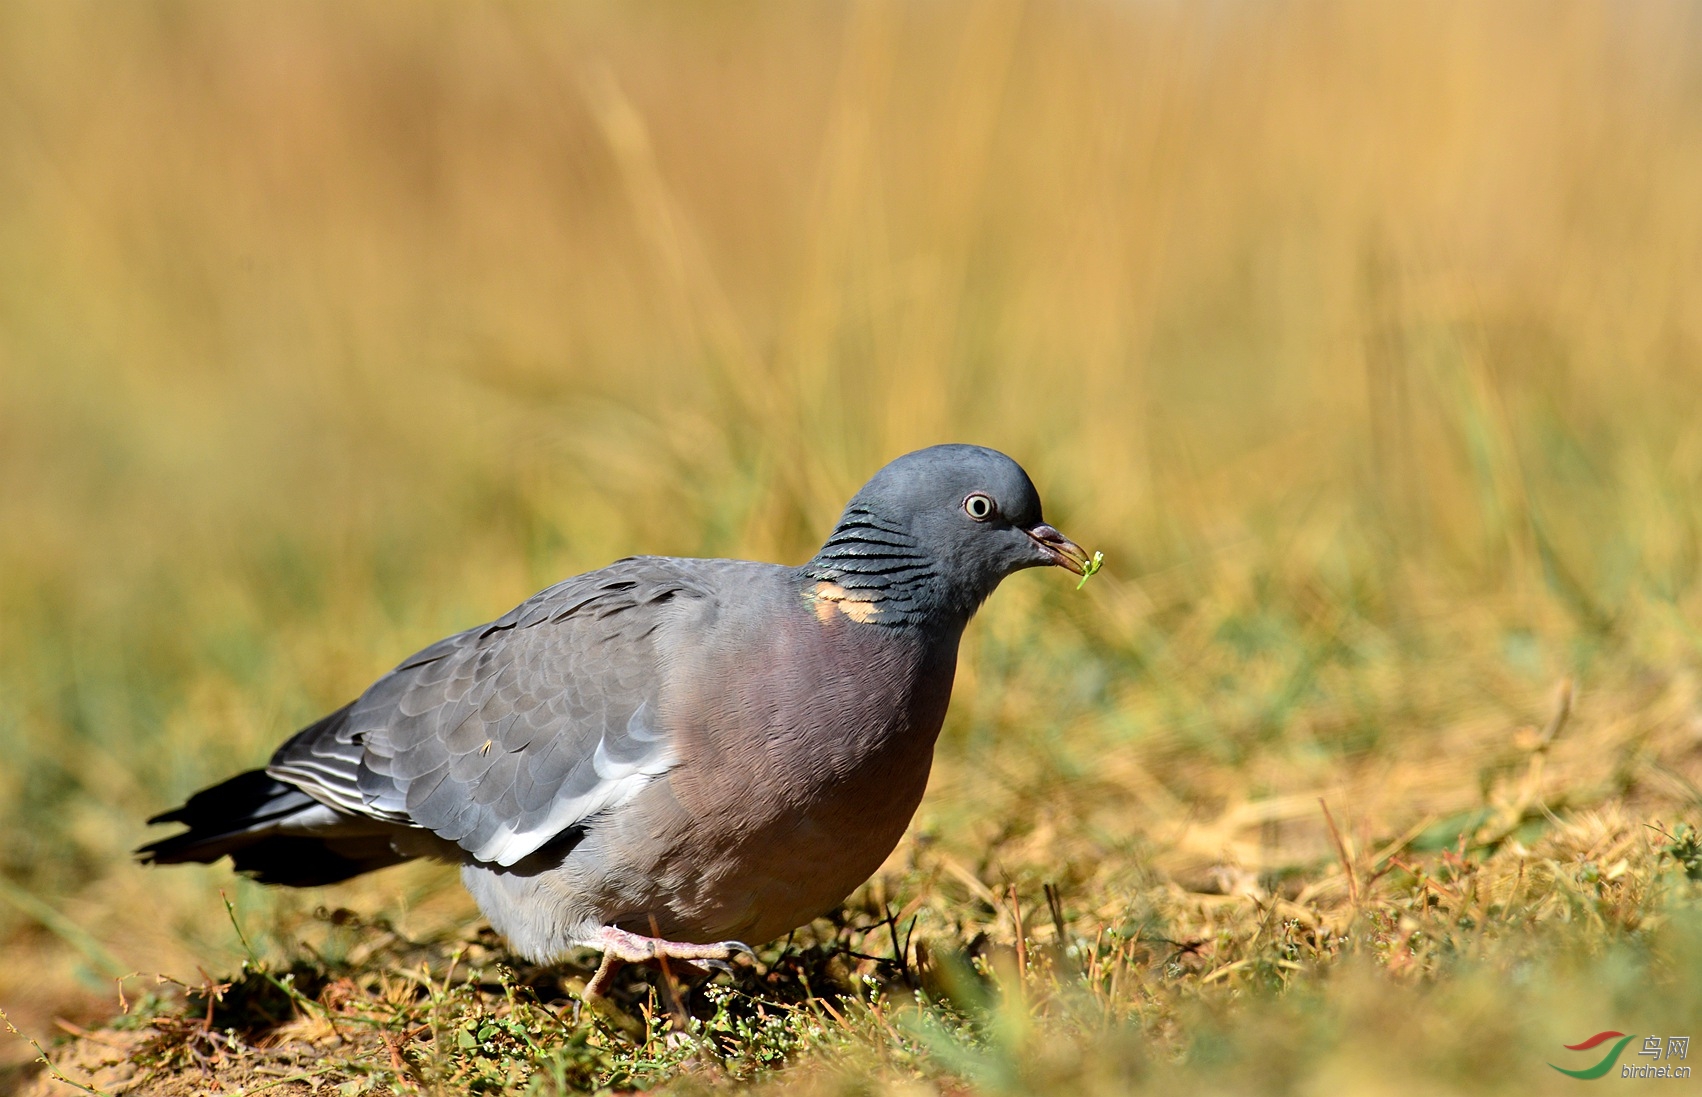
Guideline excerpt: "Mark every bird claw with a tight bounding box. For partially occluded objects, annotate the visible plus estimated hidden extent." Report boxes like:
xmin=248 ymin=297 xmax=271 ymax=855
xmin=590 ymin=926 xmax=755 ymax=973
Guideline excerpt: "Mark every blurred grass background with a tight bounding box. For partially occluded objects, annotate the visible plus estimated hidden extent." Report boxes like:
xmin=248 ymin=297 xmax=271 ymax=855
xmin=4 ymin=1 xmax=1702 ymax=1091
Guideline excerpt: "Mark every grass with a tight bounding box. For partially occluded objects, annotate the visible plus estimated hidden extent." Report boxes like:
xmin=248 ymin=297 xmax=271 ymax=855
xmin=16 ymin=809 xmax=1702 ymax=1095
xmin=4 ymin=1 xmax=1702 ymax=1093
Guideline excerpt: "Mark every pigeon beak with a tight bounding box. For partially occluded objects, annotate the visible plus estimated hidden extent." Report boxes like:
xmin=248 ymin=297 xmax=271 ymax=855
xmin=1024 ymin=523 xmax=1092 ymax=575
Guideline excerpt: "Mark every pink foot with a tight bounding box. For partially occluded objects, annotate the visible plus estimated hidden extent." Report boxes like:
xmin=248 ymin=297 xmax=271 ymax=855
xmin=582 ymin=926 xmax=753 ymax=998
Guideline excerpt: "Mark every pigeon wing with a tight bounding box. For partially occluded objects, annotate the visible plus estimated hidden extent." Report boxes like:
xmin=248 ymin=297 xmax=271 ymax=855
xmin=267 ymin=557 xmax=710 ymax=867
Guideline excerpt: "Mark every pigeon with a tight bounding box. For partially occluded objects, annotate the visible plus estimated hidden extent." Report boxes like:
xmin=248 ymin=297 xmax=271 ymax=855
xmin=139 ymin=444 xmax=1091 ymax=995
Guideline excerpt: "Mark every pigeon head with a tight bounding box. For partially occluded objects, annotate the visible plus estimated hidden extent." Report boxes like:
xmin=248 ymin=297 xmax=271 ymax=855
xmin=804 ymin=444 xmax=1090 ymax=627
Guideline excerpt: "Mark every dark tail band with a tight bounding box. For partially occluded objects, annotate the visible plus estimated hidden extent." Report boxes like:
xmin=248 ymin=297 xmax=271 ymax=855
xmin=138 ymin=769 xmax=408 ymax=887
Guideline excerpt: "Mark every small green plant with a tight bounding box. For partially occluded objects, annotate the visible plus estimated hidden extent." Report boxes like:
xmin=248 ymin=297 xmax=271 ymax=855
xmin=1656 ymin=822 xmax=1702 ymax=881
xmin=1076 ymin=551 xmax=1105 ymax=590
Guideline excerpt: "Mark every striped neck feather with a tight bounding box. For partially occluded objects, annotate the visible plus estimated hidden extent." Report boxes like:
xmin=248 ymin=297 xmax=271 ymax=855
xmin=802 ymin=507 xmax=942 ymax=626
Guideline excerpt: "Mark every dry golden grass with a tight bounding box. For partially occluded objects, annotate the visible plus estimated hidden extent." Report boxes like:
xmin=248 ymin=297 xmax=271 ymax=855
xmin=4 ymin=2 xmax=1702 ymax=1093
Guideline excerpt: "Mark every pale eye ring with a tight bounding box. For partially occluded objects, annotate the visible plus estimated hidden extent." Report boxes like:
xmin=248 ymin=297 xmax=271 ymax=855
xmin=963 ymin=492 xmax=997 ymax=521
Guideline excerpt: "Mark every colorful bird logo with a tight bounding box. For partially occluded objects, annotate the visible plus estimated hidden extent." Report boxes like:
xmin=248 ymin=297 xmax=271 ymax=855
xmin=1549 ymin=1032 xmax=1635 ymax=1079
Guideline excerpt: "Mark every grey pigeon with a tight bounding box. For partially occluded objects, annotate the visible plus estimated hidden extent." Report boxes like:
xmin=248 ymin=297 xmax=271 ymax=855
xmin=139 ymin=444 xmax=1091 ymax=994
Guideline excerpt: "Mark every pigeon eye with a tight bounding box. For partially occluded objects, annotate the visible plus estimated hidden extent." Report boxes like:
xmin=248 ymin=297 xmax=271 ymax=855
xmin=963 ymin=493 xmax=997 ymax=521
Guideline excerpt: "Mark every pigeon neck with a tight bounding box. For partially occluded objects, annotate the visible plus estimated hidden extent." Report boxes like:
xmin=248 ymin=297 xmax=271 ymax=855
xmin=801 ymin=507 xmax=965 ymax=631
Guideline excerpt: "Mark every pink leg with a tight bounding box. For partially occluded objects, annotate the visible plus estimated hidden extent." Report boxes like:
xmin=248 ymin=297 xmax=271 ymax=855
xmin=581 ymin=926 xmax=753 ymax=998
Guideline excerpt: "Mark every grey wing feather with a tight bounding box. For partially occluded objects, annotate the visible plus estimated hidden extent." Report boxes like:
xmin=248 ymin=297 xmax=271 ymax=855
xmin=267 ymin=557 xmax=713 ymax=867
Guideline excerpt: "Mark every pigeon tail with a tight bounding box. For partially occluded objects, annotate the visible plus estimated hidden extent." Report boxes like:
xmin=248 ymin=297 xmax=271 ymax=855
xmin=136 ymin=769 xmax=412 ymax=887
